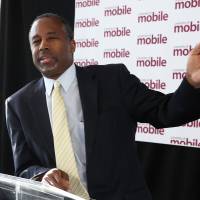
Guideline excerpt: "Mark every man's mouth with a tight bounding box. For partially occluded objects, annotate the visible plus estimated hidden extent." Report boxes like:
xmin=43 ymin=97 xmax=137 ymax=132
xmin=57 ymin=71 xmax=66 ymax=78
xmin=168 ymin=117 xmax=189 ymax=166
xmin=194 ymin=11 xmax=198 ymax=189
xmin=39 ymin=56 xmax=55 ymax=65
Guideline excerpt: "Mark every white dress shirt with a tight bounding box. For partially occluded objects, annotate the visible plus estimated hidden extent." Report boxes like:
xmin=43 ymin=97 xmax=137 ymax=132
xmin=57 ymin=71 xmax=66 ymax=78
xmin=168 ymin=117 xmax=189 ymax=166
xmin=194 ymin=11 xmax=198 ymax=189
xmin=43 ymin=64 xmax=87 ymax=188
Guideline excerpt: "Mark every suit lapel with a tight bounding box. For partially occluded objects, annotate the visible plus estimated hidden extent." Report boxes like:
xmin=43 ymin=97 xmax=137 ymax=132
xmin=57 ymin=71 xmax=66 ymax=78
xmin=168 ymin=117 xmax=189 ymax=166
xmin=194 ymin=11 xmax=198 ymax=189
xmin=76 ymin=66 xmax=98 ymax=163
xmin=28 ymin=78 xmax=55 ymax=161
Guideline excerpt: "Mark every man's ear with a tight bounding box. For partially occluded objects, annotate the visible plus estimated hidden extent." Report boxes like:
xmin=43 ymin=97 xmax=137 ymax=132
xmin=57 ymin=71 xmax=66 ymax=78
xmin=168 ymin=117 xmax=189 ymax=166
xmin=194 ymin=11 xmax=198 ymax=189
xmin=70 ymin=39 xmax=76 ymax=53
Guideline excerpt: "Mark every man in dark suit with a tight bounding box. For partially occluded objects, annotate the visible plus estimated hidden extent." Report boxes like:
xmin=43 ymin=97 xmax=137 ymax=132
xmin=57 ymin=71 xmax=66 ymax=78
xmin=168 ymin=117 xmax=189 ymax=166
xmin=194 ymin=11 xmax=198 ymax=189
xmin=5 ymin=13 xmax=200 ymax=200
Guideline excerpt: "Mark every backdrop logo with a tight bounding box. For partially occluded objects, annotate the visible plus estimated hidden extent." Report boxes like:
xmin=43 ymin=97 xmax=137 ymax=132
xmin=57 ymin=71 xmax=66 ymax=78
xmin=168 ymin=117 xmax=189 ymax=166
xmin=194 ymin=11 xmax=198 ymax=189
xmin=173 ymin=45 xmax=192 ymax=56
xmin=103 ymin=48 xmax=130 ymax=58
xmin=104 ymin=5 xmax=132 ymax=16
xmin=104 ymin=27 xmax=131 ymax=38
xmin=75 ymin=18 xmax=99 ymax=28
xmin=137 ymin=34 xmax=167 ymax=45
xmin=170 ymin=137 xmax=200 ymax=147
xmin=182 ymin=120 xmax=200 ymax=128
xmin=75 ymin=59 xmax=99 ymax=67
xmin=172 ymin=70 xmax=186 ymax=79
xmin=175 ymin=0 xmax=200 ymax=9
xmin=174 ymin=21 xmax=200 ymax=33
xmin=76 ymin=0 xmax=100 ymax=8
xmin=136 ymin=57 xmax=166 ymax=67
xmin=142 ymin=79 xmax=166 ymax=90
xmin=138 ymin=11 xmax=168 ymax=23
xmin=76 ymin=38 xmax=99 ymax=48
xmin=137 ymin=124 xmax=165 ymax=135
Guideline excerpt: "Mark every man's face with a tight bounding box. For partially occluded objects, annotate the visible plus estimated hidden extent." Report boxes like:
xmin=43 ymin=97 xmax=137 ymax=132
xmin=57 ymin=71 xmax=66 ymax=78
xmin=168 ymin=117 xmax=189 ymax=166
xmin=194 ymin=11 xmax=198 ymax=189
xmin=29 ymin=17 xmax=75 ymax=79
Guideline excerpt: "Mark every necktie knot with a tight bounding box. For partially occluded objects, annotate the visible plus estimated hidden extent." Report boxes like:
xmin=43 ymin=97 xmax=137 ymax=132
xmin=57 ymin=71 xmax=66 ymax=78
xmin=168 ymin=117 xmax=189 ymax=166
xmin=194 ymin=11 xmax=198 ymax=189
xmin=54 ymin=81 xmax=61 ymax=90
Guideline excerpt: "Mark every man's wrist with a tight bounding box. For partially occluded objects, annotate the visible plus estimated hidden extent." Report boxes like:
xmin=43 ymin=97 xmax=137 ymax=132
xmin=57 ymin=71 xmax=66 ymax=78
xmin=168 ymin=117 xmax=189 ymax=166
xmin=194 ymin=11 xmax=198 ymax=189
xmin=31 ymin=172 xmax=47 ymax=181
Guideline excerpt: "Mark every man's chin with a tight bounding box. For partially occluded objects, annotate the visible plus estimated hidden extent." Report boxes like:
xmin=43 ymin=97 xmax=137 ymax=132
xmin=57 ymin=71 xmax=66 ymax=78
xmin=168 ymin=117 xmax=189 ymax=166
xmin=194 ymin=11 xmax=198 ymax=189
xmin=41 ymin=70 xmax=61 ymax=79
xmin=39 ymin=66 xmax=57 ymax=76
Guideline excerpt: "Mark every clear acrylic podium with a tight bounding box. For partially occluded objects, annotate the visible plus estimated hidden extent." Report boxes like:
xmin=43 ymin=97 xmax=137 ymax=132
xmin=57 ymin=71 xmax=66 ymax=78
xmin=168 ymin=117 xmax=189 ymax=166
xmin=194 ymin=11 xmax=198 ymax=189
xmin=0 ymin=173 xmax=84 ymax=200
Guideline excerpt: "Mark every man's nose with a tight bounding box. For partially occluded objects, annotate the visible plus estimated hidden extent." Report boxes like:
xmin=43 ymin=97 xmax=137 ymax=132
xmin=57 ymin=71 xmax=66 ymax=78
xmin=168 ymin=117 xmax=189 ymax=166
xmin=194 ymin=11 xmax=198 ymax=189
xmin=39 ymin=39 xmax=49 ymax=51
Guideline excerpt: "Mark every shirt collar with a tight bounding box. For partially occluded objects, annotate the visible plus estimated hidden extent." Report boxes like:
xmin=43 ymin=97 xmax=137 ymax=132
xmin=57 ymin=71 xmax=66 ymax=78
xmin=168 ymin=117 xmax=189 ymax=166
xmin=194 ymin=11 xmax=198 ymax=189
xmin=43 ymin=63 xmax=76 ymax=96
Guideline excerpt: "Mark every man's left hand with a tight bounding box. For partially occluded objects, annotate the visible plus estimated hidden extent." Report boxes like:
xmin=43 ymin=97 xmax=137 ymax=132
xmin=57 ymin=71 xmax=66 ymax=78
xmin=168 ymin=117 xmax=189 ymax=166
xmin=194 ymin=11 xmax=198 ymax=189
xmin=186 ymin=42 xmax=200 ymax=88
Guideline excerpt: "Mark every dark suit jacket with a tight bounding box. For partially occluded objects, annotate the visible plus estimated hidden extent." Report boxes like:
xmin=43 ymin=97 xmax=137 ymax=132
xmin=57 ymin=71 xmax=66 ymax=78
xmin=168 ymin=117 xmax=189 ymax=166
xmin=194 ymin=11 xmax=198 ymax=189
xmin=5 ymin=64 xmax=200 ymax=200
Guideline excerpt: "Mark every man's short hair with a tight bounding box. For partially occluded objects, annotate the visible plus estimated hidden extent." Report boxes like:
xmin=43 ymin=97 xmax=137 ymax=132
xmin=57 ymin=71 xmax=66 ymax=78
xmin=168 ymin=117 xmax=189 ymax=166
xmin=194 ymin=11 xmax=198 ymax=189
xmin=30 ymin=13 xmax=74 ymax=40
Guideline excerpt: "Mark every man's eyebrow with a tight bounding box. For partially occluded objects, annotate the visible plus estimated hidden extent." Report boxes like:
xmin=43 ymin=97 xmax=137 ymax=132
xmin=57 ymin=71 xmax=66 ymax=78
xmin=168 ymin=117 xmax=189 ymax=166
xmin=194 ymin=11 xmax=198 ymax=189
xmin=31 ymin=32 xmax=59 ymax=41
xmin=31 ymin=35 xmax=39 ymax=41
xmin=47 ymin=31 xmax=58 ymax=35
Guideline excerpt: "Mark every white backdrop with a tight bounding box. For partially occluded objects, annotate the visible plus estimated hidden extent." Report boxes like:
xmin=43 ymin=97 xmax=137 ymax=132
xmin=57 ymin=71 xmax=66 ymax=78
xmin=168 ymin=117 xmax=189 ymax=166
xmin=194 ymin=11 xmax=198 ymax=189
xmin=74 ymin=0 xmax=200 ymax=148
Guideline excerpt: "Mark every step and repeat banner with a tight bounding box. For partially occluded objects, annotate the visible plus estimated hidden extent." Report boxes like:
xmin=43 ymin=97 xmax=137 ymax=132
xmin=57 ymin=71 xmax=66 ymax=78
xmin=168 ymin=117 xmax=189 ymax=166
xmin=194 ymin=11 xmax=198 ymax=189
xmin=74 ymin=0 xmax=200 ymax=148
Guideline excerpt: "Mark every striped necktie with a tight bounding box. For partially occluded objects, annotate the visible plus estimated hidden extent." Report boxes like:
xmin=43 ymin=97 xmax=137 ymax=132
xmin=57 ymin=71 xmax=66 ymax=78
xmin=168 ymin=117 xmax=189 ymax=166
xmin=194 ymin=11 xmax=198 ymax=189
xmin=52 ymin=81 xmax=90 ymax=200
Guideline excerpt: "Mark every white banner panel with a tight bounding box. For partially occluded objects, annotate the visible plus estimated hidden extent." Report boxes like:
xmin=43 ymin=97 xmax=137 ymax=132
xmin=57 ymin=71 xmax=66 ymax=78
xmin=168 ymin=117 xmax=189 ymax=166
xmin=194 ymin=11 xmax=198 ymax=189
xmin=74 ymin=0 xmax=200 ymax=148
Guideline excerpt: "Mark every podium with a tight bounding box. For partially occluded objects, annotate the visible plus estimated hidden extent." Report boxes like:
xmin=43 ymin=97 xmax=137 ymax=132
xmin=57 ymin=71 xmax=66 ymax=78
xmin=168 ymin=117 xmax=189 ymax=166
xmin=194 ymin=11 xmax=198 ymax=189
xmin=0 ymin=173 xmax=84 ymax=200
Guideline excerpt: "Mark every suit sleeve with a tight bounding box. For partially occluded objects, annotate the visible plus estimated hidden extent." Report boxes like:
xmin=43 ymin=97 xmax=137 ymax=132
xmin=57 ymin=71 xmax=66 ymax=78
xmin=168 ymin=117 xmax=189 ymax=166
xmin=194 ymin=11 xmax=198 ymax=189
xmin=118 ymin=64 xmax=200 ymax=128
xmin=5 ymin=99 xmax=49 ymax=179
